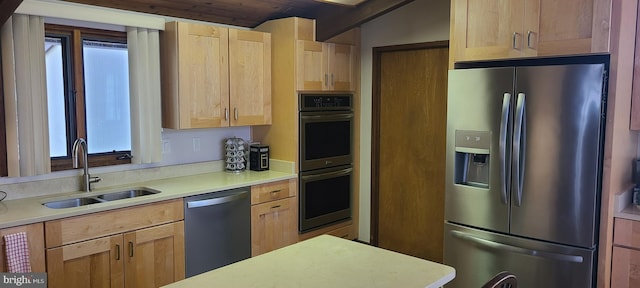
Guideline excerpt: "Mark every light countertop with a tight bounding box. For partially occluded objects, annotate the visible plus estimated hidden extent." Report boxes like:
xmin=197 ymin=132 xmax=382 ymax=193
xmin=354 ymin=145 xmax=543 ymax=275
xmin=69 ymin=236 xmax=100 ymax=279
xmin=0 ymin=169 xmax=296 ymax=229
xmin=613 ymin=187 xmax=640 ymax=221
xmin=615 ymin=205 xmax=640 ymax=221
xmin=163 ymin=235 xmax=455 ymax=288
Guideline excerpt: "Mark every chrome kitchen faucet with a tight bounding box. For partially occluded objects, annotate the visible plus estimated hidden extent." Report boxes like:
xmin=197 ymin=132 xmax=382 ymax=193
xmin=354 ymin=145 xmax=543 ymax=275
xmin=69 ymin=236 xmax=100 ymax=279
xmin=72 ymin=138 xmax=102 ymax=192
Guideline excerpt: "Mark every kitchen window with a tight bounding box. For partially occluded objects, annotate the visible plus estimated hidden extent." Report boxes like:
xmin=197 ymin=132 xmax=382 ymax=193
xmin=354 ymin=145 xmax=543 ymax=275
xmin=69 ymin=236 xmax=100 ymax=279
xmin=45 ymin=24 xmax=132 ymax=171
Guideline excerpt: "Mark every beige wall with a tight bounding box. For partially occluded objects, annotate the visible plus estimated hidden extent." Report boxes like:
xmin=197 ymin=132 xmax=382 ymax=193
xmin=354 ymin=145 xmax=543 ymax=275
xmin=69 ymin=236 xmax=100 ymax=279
xmin=358 ymin=0 xmax=451 ymax=242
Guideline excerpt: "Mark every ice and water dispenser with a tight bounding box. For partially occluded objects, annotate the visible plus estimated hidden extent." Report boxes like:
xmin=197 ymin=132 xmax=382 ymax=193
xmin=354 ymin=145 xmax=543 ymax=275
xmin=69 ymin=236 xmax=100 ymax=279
xmin=454 ymin=130 xmax=491 ymax=188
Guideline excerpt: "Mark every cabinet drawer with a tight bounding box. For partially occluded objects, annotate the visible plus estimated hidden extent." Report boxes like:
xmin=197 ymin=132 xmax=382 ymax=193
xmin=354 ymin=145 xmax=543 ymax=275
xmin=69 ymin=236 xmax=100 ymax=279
xmin=612 ymin=246 xmax=640 ymax=287
xmin=45 ymin=199 xmax=184 ymax=248
xmin=298 ymin=220 xmax=353 ymax=241
xmin=614 ymin=218 xmax=640 ymax=249
xmin=326 ymin=225 xmax=354 ymax=240
xmin=251 ymin=179 xmax=296 ymax=204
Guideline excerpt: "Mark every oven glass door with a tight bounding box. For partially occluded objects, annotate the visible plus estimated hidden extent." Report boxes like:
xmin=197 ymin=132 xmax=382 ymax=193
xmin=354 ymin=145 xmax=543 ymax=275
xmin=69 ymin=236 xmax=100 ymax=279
xmin=299 ymin=111 xmax=353 ymax=171
xmin=299 ymin=165 xmax=352 ymax=232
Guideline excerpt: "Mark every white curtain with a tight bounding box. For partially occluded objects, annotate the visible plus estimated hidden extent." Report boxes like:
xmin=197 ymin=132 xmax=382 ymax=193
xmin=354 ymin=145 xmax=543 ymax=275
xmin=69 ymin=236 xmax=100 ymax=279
xmin=1 ymin=14 xmax=50 ymax=177
xmin=127 ymin=27 xmax=162 ymax=164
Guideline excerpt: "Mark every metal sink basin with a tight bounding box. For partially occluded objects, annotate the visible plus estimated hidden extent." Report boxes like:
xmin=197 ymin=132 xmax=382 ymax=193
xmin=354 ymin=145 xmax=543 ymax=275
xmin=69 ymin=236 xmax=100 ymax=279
xmin=96 ymin=189 xmax=159 ymax=201
xmin=42 ymin=188 xmax=160 ymax=209
xmin=43 ymin=197 xmax=104 ymax=209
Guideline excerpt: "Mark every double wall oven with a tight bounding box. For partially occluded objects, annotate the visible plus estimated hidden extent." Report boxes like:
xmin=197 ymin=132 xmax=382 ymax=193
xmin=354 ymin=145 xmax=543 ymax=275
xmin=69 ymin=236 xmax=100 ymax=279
xmin=299 ymin=93 xmax=353 ymax=232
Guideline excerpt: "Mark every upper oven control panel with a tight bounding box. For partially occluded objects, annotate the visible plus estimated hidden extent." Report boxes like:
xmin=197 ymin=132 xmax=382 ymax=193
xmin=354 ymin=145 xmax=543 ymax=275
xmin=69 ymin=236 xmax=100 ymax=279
xmin=299 ymin=94 xmax=353 ymax=111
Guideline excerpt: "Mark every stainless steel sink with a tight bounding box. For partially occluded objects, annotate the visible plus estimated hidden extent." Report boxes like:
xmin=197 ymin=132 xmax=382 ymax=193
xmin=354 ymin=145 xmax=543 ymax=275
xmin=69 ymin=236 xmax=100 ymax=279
xmin=96 ymin=189 xmax=159 ymax=201
xmin=43 ymin=197 xmax=104 ymax=209
xmin=42 ymin=188 xmax=160 ymax=209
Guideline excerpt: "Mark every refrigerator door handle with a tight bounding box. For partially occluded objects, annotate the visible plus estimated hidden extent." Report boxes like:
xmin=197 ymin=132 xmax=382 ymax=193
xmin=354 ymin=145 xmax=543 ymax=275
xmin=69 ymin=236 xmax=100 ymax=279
xmin=499 ymin=93 xmax=512 ymax=204
xmin=450 ymin=230 xmax=584 ymax=263
xmin=513 ymin=93 xmax=526 ymax=206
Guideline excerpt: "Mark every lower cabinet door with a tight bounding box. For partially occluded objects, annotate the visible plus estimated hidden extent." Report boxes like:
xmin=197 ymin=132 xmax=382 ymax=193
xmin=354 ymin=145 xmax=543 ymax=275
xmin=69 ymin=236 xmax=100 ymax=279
xmin=46 ymin=222 xmax=185 ymax=288
xmin=46 ymin=235 xmax=124 ymax=288
xmin=251 ymin=197 xmax=298 ymax=256
xmin=0 ymin=223 xmax=46 ymax=272
xmin=124 ymin=221 xmax=185 ymax=288
xmin=612 ymin=246 xmax=640 ymax=288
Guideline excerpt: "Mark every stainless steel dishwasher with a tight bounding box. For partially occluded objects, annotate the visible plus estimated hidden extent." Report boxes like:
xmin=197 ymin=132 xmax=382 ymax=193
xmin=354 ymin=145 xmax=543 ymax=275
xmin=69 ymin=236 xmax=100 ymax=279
xmin=184 ymin=188 xmax=251 ymax=277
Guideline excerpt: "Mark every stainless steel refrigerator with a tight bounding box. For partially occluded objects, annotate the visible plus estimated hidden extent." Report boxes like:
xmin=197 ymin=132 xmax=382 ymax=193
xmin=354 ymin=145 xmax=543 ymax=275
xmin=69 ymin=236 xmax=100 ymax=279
xmin=444 ymin=62 xmax=606 ymax=288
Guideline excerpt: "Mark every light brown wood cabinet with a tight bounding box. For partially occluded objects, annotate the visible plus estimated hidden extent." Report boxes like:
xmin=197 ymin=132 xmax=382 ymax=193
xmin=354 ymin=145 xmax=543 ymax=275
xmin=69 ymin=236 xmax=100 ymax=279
xmin=612 ymin=218 xmax=640 ymax=287
xmin=451 ymin=0 xmax=611 ymax=62
xmin=162 ymin=21 xmax=271 ymax=129
xmin=123 ymin=222 xmax=185 ymax=288
xmin=162 ymin=22 xmax=228 ymax=129
xmin=0 ymin=223 xmax=46 ymax=272
xmin=250 ymin=179 xmax=298 ymax=256
xmin=298 ymin=221 xmax=355 ymax=241
xmin=297 ymin=40 xmax=355 ymax=91
xmin=253 ymin=17 xmax=359 ymax=241
xmin=45 ymin=200 xmax=185 ymax=288
xmin=229 ymin=29 xmax=272 ymax=126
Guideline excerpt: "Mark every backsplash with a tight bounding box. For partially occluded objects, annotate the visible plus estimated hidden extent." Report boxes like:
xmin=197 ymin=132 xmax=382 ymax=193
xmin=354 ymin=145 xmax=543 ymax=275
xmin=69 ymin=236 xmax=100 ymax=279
xmin=161 ymin=127 xmax=251 ymax=165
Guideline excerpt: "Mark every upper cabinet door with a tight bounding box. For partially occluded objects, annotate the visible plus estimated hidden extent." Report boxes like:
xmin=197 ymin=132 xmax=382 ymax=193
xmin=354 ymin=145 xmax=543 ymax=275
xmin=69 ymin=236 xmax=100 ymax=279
xmin=162 ymin=22 xmax=229 ymax=129
xmin=177 ymin=23 xmax=229 ymax=128
xmin=297 ymin=40 xmax=326 ymax=91
xmin=451 ymin=0 xmax=611 ymax=62
xmin=453 ymin=0 xmax=525 ymax=61
xmin=524 ymin=0 xmax=608 ymax=57
xmin=328 ymin=43 xmax=355 ymax=91
xmin=296 ymin=40 xmax=355 ymax=91
xmin=229 ymin=29 xmax=272 ymax=126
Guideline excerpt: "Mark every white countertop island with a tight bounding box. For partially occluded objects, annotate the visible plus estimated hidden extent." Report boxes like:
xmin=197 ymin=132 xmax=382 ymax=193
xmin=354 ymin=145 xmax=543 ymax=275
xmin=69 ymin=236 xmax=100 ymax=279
xmin=163 ymin=235 xmax=455 ymax=288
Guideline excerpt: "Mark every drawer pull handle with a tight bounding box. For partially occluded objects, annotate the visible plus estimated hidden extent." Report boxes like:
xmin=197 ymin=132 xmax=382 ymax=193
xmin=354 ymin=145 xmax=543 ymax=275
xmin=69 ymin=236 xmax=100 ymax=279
xmin=271 ymin=205 xmax=281 ymax=209
xmin=270 ymin=189 xmax=282 ymax=194
xmin=129 ymin=241 xmax=134 ymax=258
xmin=115 ymin=244 xmax=120 ymax=260
xmin=512 ymin=32 xmax=520 ymax=49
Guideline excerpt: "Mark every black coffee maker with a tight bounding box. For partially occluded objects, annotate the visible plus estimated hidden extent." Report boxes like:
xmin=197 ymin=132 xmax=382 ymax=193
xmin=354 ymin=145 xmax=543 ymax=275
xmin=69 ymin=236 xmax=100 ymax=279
xmin=249 ymin=144 xmax=269 ymax=171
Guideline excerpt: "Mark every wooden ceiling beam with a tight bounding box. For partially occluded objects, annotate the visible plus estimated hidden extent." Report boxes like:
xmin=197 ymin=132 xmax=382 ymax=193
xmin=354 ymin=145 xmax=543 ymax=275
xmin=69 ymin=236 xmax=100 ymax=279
xmin=313 ymin=0 xmax=415 ymax=41
xmin=0 ymin=0 xmax=23 ymax=27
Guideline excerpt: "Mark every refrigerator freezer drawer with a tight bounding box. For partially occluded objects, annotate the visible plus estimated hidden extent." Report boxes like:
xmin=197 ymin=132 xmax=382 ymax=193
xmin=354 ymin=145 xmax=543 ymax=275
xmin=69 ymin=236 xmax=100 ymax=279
xmin=444 ymin=222 xmax=595 ymax=288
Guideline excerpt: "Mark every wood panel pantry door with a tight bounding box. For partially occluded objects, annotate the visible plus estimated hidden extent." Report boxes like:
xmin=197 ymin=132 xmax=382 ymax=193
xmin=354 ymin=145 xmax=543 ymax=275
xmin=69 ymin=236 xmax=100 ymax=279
xmin=372 ymin=42 xmax=448 ymax=263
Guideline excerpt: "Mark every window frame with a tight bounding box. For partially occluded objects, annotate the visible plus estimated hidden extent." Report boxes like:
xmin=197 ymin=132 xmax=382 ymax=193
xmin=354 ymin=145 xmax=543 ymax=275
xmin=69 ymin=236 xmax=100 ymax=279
xmin=0 ymin=40 xmax=6 ymax=177
xmin=45 ymin=24 xmax=132 ymax=172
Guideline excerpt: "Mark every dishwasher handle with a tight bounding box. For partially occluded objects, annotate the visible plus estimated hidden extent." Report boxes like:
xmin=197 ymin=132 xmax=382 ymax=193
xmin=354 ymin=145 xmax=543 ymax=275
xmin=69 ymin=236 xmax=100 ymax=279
xmin=186 ymin=191 xmax=249 ymax=208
